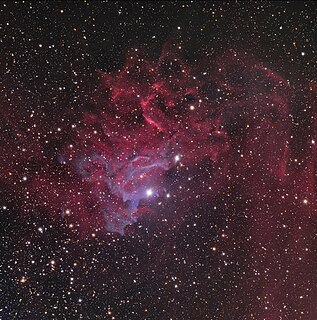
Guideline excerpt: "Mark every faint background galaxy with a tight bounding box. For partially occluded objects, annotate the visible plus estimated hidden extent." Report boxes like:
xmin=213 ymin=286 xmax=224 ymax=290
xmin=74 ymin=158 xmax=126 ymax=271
xmin=0 ymin=1 xmax=317 ymax=319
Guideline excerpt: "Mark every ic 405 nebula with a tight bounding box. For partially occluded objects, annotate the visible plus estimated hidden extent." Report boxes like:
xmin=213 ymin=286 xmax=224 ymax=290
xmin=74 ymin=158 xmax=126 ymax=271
xmin=1 ymin=41 xmax=317 ymax=318
xmin=62 ymin=45 xmax=313 ymax=243
xmin=2 ymin=1 xmax=317 ymax=319
xmin=1 ymin=44 xmax=316 ymax=237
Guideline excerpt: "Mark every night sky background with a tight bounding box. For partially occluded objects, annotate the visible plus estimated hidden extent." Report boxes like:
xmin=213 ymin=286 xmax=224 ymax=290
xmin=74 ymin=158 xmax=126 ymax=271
xmin=1 ymin=1 xmax=317 ymax=319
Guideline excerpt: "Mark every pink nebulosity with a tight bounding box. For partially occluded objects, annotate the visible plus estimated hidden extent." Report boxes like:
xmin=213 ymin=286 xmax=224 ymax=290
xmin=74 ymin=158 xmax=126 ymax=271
xmin=1 ymin=42 xmax=317 ymax=319
xmin=59 ymin=46 xmax=294 ymax=234
xmin=0 ymin=44 xmax=315 ymax=239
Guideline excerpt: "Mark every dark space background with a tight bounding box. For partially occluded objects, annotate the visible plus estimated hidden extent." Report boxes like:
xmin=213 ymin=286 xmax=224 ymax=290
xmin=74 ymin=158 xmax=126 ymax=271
xmin=0 ymin=1 xmax=317 ymax=319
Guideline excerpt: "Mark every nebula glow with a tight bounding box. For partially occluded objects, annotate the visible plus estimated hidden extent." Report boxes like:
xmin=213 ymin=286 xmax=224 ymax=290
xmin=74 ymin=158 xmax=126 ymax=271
xmin=59 ymin=46 xmax=304 ymax=234
xmin=1 ymin=44 xmax=316 ymax=237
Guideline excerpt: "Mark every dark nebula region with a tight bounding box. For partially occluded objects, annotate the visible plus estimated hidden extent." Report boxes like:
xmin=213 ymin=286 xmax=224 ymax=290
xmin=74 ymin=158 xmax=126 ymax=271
xmin=1 ymin=11 xmax=317 ymax=318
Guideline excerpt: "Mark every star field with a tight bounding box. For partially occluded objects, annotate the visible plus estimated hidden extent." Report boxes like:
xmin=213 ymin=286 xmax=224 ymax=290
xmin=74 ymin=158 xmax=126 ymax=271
xmin=0 ymin=1 xmax=317 ymax=319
